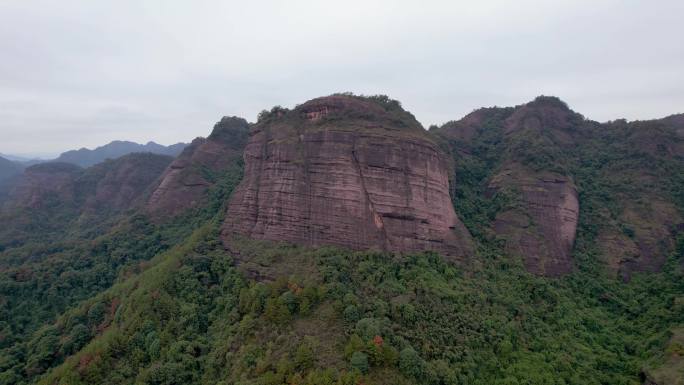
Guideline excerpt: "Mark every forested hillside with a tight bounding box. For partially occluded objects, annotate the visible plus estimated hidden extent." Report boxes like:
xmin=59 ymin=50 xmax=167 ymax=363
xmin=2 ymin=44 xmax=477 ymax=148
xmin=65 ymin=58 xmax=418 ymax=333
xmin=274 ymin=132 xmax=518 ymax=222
xmin=0 ymin=95 xmax=682 ymax=385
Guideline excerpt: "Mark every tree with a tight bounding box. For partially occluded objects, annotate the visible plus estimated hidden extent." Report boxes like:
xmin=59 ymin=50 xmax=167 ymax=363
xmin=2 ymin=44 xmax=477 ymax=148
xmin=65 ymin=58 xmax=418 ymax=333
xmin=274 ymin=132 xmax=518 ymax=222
xmin=350 ymin=351 xmax=369 ymax=374
xmin=399 ymin=347 xmax=422 ymax=378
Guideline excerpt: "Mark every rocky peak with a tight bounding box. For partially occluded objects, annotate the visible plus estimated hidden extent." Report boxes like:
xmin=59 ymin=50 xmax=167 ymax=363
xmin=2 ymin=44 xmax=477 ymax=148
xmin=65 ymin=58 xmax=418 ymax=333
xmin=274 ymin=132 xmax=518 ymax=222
xmin=222 ymin=94 xmax=473 ymax=259
xmin=436 ymin=107 xmax=513 ymax=143
xmin=146 ymin=117 xmax=250 ymax=218
xmin=504 ymin=96 xmax=582 ymax=139
xmin=208 ymin=116 xmax=250 ymax=146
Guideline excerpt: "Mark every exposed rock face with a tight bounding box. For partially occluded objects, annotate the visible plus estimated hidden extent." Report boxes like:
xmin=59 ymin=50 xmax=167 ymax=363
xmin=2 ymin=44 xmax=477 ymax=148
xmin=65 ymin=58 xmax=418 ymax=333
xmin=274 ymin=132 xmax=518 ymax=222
xmin=489 ymin=168 xmax=579 ymax=276
xmin=3 ymin=154 xmax=172 ymax=216
xmin=5 ymin=162 xmax=82 ymax=209
xmin=78 ymin=153 xmax=173 ymax=214
xmin=147 ymin=117 xmax=249 ymax=217
xmin=222 ymin=95 xmax=473 ymax=258
xmin=434 ymin=97 xmax=583 ymax=276
xmin=598 ymin=199 xmax=681 ymax=280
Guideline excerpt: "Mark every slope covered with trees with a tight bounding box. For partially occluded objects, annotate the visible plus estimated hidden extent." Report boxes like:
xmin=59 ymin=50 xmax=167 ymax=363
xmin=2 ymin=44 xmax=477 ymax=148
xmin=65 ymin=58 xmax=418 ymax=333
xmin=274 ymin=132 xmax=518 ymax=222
xmin=0 ymin=95 xmax=682 ymax=385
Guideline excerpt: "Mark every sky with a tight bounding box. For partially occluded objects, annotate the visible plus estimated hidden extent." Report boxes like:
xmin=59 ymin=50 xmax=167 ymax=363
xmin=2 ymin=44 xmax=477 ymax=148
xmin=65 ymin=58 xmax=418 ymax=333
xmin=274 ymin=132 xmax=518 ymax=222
xmin=1 ymin=0 xmax=683 ymax=158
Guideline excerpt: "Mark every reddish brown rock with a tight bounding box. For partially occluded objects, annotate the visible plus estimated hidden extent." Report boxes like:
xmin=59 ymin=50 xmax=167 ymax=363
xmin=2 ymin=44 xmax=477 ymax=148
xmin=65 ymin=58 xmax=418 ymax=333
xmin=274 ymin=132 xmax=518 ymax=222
xmin=146 ymin=117 xmax=249 ymax=217
xmin=598 ymin=199 xmax=682 ymax=280
xmin=77 ymin=153 xmax=173 ymax=214
xmin=222 ymin=95 xmax=473 ymax=258
xmin=489 ymin=167 xmax=579 ymax=276
xmin=3 ymin=154 xmax=172 ymax=216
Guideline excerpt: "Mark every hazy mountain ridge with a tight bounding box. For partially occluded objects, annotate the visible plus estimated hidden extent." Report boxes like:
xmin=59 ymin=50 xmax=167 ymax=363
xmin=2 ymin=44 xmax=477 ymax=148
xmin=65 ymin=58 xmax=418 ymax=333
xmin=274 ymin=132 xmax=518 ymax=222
xmin=54 ymin=140 xmax=187 ymax=168
xmin=0 ymin=156 xmax=24 ymax=184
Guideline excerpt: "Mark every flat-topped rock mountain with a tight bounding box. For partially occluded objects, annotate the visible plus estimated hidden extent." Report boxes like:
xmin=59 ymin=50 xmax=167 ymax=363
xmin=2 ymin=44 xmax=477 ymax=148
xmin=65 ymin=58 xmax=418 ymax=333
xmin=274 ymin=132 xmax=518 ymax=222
xmin=222 ymin=95 xmax=474 ymax=259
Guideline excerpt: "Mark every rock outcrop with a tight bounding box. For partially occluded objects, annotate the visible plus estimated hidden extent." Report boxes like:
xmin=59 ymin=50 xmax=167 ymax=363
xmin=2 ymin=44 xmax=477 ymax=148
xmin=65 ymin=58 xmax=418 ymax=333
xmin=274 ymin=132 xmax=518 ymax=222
xmin=222 ymin=95 xmax=473 ymax=258
xmin=146 ymin=117 xmax=249 ymax=217
xmin=489 ymin=167 xmax=579 ymax=276
xmin=3 ymin=154 xmax=172 ymax=216
xmin=77 ymin=153 xmax=173 ymax=215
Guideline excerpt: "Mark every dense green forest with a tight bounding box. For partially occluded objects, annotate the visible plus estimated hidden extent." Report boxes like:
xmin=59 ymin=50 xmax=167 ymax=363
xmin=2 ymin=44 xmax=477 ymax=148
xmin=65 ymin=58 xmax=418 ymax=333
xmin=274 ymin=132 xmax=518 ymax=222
xmin=0 ymin=96 xmax=682 ymax=384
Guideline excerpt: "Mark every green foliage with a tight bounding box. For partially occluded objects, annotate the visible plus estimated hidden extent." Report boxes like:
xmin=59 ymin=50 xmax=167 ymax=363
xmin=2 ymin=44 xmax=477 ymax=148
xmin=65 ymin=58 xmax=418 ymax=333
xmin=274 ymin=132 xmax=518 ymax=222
xmin=398 ymin=347 xmax=422 ymax=378
xmin=350 ymin=352 xmax=369 ymax=374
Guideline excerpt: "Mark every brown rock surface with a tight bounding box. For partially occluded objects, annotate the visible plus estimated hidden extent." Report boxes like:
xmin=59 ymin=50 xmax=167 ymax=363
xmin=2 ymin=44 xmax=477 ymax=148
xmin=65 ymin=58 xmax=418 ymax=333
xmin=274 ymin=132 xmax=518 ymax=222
xmin=598 ymin=199 xmax=682 ymax=280
xmin=489 ymin=167 xmax=579 ymax=276
xmin=78 ymin=153 xmax=173 ymax=214
xmin=147 ymin=116 xmax=249 ymax=217
xmin=3 ymin=154 xmax=172 ymax=216
xmin=222 ymin=95 xmax=473 ymax=258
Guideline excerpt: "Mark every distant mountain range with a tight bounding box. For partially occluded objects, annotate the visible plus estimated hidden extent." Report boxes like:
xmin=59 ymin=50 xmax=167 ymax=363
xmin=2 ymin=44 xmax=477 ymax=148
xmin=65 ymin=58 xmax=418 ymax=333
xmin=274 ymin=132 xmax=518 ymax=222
xmin=0 ymin=140 xmax=187 ymax=189
xmin=54 ymin=140 xmax=187 ymax=167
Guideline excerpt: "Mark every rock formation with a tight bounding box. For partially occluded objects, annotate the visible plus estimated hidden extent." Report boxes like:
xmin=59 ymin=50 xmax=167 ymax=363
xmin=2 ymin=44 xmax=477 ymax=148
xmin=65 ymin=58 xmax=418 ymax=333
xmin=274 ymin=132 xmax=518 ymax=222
xmin=434 ymin=97 xmax=583 ymax=276
xmin=3 ymin=154 xmax=172 ymax=215
xmin=146 ymin=117 xmax=249 ymax=217
xmin=489 ymin=167 xmax=579 ymax=276
xmin=77 ymin=153 xmax=173 ymax=214
xmin=222 ymin=95 xmax=473 ymax=259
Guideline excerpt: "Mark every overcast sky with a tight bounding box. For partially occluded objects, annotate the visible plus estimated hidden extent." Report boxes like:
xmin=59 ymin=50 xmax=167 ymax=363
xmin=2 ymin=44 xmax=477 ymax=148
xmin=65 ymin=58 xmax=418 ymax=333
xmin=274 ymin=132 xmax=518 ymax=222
xmin=1 ymin=0 xmax=683 ymax=157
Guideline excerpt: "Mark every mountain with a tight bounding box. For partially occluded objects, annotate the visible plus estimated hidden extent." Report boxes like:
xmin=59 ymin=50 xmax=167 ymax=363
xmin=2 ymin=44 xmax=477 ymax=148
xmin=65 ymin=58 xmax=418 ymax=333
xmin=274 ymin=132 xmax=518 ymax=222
xmin=0 ymin=156 xmax=24 ymax=184
xmin=0 ymin=94 xmax=682 ymax=385
xmin=146 ymin=116 xmax=249 ymax=218
xmin=54 ymin=140 xmax=187 ymax=167
xmin=223 ymin=95 xmax=473 ymax=261
xmin=434 ymin=96 xmax=684 ymax=279
xmin=0 ymin=153 xmax=173 ymax=249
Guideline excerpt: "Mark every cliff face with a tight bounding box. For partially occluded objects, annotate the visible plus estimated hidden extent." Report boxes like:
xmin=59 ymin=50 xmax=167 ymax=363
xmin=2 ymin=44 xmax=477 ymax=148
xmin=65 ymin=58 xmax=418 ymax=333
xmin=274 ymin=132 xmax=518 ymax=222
xmin=3 ymin=154 xmax=172 ymax=215
xmin=489 ymin=168 xmax=579 ymax=276
xmin=222 ymin=95 xmax=473 ymax=258
xmin=146 ymin=117 xmax=249 ymax=217
xmin=435 ymin=96 xmax=684 ymax=277
xmin=77 ymin=153 xmax=173 ymax=214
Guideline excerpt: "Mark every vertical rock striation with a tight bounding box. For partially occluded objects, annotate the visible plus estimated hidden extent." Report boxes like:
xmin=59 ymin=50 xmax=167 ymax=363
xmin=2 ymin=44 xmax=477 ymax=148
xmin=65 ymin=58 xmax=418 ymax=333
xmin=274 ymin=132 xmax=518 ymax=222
xmin=222 ymin=95 xmax=473 ymax=258
xmin=489 ymin=168 xmax=579 ymax=276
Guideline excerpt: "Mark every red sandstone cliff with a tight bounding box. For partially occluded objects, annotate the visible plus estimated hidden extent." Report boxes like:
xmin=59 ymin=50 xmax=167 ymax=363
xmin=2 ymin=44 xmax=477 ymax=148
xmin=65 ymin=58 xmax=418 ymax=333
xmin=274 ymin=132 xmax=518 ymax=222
xmin=222 ymin=95 xmax=473 ymax=258
xmin=489 ymin=167 xmax=579 ymax=276
xmin=78 ymin=153 xmax=173 ymax=215
xmin=436 ymin=97 xmax=583 ymax=276
xmin=146 ymin=117 xmax=249 ymax=217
